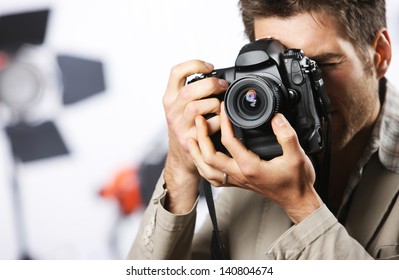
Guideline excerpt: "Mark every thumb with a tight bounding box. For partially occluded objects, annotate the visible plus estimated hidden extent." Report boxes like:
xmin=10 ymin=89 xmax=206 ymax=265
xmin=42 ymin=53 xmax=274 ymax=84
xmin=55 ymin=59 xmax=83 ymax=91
xmin=271 ymin=113 xmax=302 ymax=156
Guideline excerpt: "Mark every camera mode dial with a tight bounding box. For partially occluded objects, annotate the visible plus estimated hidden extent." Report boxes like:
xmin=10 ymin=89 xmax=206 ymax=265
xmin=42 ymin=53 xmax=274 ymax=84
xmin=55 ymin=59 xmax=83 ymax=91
xmin=282 ymin=49 xmax=304 ymax=60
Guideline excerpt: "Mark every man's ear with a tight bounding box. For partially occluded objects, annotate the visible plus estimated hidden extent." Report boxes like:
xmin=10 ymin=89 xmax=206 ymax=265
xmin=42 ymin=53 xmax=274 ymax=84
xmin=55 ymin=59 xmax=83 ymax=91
xmin=371 ymin=28 xmax=391 ymax=78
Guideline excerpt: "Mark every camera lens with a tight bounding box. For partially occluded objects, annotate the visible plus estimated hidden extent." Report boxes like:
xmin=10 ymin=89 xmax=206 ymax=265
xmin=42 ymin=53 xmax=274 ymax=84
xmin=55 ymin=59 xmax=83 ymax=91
xmin=240 ymin=88 xmax=262 ymax=117
xmin=225 ymin=75 xmax=282 ymax=129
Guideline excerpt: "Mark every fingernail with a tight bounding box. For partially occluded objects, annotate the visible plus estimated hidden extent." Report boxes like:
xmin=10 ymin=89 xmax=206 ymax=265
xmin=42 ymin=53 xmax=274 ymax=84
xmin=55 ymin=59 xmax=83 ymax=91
xmin=272 ymin=113 xmax=287 ymax=127
xmin=218 ymin=79 xmax=229 ymax=88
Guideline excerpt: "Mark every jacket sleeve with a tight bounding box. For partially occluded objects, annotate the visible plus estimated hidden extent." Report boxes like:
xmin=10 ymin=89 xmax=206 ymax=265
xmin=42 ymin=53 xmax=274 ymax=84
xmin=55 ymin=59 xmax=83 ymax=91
xmin=265 ymin=204 xmax=373 ymax=259
xmin=127 ymin=174 xmax=198 ymax=259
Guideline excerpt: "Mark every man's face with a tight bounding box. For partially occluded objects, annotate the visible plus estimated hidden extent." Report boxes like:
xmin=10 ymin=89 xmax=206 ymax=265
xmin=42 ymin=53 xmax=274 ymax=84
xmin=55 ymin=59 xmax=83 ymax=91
xmin=254 ymin=13 xmax=381 ymax=152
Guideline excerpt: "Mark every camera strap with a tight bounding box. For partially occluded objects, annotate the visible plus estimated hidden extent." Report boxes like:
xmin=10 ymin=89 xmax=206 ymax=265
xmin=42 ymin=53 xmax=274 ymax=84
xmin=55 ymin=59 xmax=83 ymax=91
xmin=202 ymin=180 xmax=227 ymax=260
xmin=318 ymin=94 xmax=332 ymax=205
xmin=310 ymin=63 xmax=332 ymax=205
xmin=319 ymin=114 xmax=332 ymax=204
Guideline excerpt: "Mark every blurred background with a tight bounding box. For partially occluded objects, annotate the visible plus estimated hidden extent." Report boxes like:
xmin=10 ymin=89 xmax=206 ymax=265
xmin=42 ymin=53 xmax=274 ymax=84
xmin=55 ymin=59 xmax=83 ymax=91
xmin=0 ymin=0 xmax=398 ymax=260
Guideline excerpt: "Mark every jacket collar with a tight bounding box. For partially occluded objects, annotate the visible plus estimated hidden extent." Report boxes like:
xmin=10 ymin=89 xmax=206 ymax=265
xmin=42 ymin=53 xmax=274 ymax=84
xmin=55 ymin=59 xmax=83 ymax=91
xmin=344 ymin=153 xmax=399 ymax=249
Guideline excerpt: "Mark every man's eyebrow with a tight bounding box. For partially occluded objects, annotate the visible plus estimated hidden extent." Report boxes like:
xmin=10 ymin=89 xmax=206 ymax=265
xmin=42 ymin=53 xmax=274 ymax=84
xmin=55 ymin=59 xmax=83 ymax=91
xmin=310 ymin=52 xmax=345 ymax=62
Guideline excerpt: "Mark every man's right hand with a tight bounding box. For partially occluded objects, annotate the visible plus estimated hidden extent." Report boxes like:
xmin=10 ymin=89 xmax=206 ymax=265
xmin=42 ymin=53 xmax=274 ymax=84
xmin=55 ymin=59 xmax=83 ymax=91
xmin=162 ymin=60 xmax=228 ymax=214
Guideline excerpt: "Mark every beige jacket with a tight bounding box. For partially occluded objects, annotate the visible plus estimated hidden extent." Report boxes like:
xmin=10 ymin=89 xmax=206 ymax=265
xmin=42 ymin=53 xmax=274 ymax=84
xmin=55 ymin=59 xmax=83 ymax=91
xmin=128 ymin=153 xmax=399 ymax=260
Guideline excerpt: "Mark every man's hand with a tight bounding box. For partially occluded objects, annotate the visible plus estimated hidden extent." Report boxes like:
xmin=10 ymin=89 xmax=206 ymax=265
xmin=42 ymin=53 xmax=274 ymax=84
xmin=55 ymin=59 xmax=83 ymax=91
xmin=162 ymin=60 xmax=228 ymax=214
xmin=187 ymin=104 xmax=322 ymax=223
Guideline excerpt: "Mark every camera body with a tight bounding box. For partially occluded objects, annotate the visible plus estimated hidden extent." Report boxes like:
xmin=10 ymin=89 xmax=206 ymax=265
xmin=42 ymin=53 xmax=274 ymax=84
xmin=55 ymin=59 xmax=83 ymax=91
xmin=189 ymin=38 xmax=330 ymax=160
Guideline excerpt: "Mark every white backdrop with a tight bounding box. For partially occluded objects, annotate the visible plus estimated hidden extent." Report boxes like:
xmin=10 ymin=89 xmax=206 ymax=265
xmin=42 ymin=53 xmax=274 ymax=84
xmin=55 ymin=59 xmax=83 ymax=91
xmin=0 ymin=0 xmax=397 ymax=259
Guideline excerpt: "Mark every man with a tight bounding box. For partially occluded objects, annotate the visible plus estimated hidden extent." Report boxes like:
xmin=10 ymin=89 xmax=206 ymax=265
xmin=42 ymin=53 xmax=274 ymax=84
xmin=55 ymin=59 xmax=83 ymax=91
xmin=129 ymin=0 xmax=398 ymax=259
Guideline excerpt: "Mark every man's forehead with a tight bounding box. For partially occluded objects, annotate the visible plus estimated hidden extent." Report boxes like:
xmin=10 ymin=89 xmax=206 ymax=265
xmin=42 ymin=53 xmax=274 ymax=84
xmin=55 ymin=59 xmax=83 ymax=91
xmin=253 ymin=13 xmax=344 ymax=57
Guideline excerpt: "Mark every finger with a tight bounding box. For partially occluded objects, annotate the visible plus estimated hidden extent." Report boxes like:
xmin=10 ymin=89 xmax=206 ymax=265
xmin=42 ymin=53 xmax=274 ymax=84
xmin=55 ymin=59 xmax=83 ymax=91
xmin=181 ymin=77 xmax=228 ymax=101
xmin=219 ymin=103 xmax=238 ymax=145
xmin=195 ymin=115 xmax=217 ymax=160
xmin=166 ymin=60 xmax=214 ymax=93
xmin=271 ymin=113 xmax=303 ymax=157
xmin=165 ymin=77 xmax=228 ymax=127
xmin=181 ymin=95 xmax=221 ymax=126
xmin=187 ymin=136 xmax=241 ymax=187
xmin=163 ymin=60 xmax=214 ymax=109
xmin=220 ymin=104 xmax=260 ymax=164
xmin=206 ymin=115 xmax=221 ymax=135
xmin=186 ymin=136 xmax=223 ymax=186
xmin=218 ymin=104 xmax=267 ymax=182
xmin=168 ymin=98 xmax=221 ymax=148
xmin=194 ymin=115 xmax=244 ymax=185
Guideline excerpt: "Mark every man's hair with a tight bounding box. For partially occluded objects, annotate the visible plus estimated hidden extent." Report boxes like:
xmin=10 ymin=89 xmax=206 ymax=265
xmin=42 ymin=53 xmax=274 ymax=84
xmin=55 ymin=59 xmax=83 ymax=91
xmin=239 ymin=0 xmax=386 ymax=53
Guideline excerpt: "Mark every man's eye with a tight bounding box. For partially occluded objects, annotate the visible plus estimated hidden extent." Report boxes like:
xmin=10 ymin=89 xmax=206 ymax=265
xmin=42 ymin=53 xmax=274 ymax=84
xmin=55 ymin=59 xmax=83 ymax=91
xmin=317 ymin=62 xmax=338 ymax=68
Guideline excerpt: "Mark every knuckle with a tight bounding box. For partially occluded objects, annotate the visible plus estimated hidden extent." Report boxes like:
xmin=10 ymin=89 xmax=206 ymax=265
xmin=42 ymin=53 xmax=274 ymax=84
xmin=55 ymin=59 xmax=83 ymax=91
xmin=201 ymin=170 xmax=221 ymax=187
xmin=279 ymin=130 xmax=298 ymax=145
xmin=165 ymin=115 xmax=172 ymax=126
xmin=287 ymin=153 xmax=307 ymax=170
xmin=212 ymin=181 xmax=222 ymax=187
xmin=240 ymin=164 xmax=258 ymax=179
xmin=179 ymin=86 xmax=191 ymax=100
xmin=281 ymin=129 xmax=297 ymax=141
xmin=162 ymin=93 xmax=172 ymax=108
xmin=165 ymin=110 xmax=176 ymax=126
xmin=295 ymin=154 xmax=308 ymax=167
xmin=209 ymin=77 xmax=224 ymax=92
xmin=185 ymin=102 xmax=198 ymax=115
xmin=170 ymin=63 xmax=183 ymax=78
xmin=210 ymin=176 xmax=221 ymax=186
xmin=220 ymin=134 xmax=231 ymax=147
xmin=236 ymin=176 xmax=251 ymax=188
xmin=170 ymin=60 xmax=203 ymax=79
xmin=208 ymin=77 xmax=220 ymax=88
xmin=195 ymin=77 xmax=219 ymax=94
xmin=202 ymin=153 xmax=215 ymax=166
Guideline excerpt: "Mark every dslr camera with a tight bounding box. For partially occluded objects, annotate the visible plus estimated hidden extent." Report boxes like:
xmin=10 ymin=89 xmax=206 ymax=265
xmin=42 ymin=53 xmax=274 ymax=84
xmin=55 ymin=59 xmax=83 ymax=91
xmin=189 ymin=38 xmax=330 ymax=160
